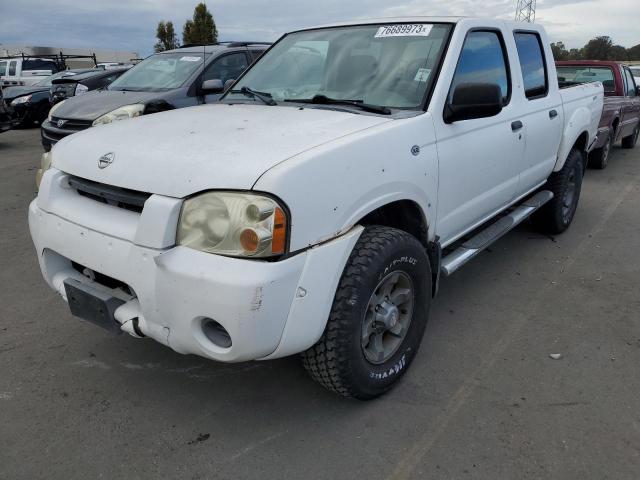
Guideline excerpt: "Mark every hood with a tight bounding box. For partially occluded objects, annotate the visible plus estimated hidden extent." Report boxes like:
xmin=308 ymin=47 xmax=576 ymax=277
xmin=53 ymin=89 xmax=171 ymax=120
xmin=53 ymin=103 xmax=392 ymax=198
xmin=2 ymin=85 xmax=47 ymax=102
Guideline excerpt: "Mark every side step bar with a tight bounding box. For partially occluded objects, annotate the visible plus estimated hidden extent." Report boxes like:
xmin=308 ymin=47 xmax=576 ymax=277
xmin=440 ymin=190 xmax=553 ymax=276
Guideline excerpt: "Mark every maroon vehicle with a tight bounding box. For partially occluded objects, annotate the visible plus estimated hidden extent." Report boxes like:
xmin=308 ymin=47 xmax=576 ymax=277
xmin=557 ymin=61 xmax=640 ymax=168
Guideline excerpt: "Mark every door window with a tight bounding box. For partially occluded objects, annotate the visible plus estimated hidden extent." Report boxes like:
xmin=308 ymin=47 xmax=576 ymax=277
xmin=22 ymin=59 xmax=55 ymax=71
xmin=623 ymin=68 xmax=637 ymax=97
xmin=204 ymin=53 xmax=249 ymax=83
xmin=514 ymin=32 xmax=548 ymax=99
xmin=450 ymin=31 xmax=511 ymax=105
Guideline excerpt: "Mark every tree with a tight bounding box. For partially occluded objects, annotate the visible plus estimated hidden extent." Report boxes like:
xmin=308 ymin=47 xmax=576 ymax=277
xmin=583 ymin=36 xmax=614 ymax=60
xmin=551 ymin=42 xmax=569 ymax=61
xmin=568 ymin=48 xmax=583 ymax=60
xmin=182 ymin=3 xmax=218 ymax=46
xmin=610 ymin=44 xmax=628 ymax=61
xmin=628 ymin=44 xmax=640 ymax=61
xmin=154 ymin=21 xmax=179 ymax=52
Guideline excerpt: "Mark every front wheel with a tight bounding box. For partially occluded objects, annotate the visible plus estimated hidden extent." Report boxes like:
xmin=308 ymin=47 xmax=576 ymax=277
xmin=621 ymin=123 xmax=639 ymax=149
xmin=531 ymin=148 xmax=584 ymax=234
xmin=301 ymin=226 xmax=431 ymax=399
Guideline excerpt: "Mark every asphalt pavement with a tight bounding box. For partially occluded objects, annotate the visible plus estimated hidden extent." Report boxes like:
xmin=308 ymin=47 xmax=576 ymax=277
xmin=1 ymin=128 xmax=639 ymax=479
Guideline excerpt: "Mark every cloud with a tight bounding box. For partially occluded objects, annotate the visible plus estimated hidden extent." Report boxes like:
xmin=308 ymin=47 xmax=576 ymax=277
xmin=0 ymin=0 xmax=637 ymax=57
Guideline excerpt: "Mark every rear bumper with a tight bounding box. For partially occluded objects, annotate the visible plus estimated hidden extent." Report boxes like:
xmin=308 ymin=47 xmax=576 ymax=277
xmin=28 ymin=174 xmax=361 ymax=362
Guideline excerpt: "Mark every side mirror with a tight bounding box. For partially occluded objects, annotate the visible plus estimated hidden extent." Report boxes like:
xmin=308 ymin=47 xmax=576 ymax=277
xmin=223 ymin=79 xmax=236 ymax=92
xmin=444 ymin=83 xmax=503 ymax=124
xmin=201 ymin=79 xmax=224 ymax=93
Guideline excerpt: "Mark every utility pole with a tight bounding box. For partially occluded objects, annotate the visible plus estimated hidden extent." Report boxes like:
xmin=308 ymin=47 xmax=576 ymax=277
xmin=515 ymin=0 xmax=536 ymax=22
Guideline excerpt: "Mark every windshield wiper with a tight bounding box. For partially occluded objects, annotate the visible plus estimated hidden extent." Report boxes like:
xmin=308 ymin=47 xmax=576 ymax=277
xmin=232 ymin=86 xmax=277 ymax=106
xmin=284 ymin=95 xmax=391 ymax=115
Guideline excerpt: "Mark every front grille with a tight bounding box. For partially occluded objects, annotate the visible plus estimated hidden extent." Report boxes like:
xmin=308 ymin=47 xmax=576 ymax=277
xmin=68 ymin=176 xmax=151 ymax=213
xmin=50 ymin=116 xmax=93 ymax=131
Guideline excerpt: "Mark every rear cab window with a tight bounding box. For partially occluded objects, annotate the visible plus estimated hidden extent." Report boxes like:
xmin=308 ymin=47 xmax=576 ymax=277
xmin=514 ymin=32 xmax=548 ymax=99
xmin=556 ymin=66 xmax=616 ymax=94
xmin=0 ymin=61 xmax=7 ymax=76
xmin=449 ymin=30 xmax=511 ymax=106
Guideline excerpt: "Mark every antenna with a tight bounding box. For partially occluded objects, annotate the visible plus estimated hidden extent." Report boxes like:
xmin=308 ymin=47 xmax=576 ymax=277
xmin=515 ymin=0 xmax=536 ymax=22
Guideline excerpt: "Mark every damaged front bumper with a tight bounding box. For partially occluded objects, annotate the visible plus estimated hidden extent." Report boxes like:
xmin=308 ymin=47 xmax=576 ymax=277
xmin=28 ymin=169 xmax=362 ymax=362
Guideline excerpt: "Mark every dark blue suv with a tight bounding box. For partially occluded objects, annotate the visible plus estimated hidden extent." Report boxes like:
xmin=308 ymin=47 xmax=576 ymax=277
xmin=41 ymin=42 xmax=269 ymax=151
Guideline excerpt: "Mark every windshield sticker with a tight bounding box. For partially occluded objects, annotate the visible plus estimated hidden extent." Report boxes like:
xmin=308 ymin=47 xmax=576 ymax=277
xmin=179 ymin=56 xmax=201 ymax=62
xmin=375 ymin=24 xmax=433 ymax=38
xmin=414 ymin=68 xmax=431 ymax=82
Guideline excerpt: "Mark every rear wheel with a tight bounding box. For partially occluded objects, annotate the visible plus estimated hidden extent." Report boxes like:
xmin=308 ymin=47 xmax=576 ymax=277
xmin=301 ymin=226 xmax=431 ymax=399
xmin=589 ymin=131 xmax=612 ymax=169
xmin=531 ymin=148 xmax=584 ymax=234
xmin=621 ymin=123 xmax=639 ymax=149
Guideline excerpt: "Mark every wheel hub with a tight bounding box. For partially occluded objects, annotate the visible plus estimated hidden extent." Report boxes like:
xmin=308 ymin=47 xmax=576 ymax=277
xmin=361 ymin=271 xmax=414 ymax=364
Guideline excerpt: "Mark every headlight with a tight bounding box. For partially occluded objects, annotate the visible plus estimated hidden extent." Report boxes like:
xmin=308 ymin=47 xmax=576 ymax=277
xmin=75 ymin=83 xmax=89 ymax=95
xmin=35 ymin=152 xmax=52 ymax=189
xmin=93 ymin=104 xmax=144 ymax=126
xmin=11 ymin=95 xmax=32 ymax=106
xmin=177 ymin=192 xmax=288 ymax=258
xmin=47 ymin=99 xmax=66 ymax=121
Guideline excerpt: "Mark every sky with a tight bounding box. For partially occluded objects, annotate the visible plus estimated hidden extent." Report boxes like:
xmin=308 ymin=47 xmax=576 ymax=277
xmin=0 ymin=0 xmax=638 ymax=57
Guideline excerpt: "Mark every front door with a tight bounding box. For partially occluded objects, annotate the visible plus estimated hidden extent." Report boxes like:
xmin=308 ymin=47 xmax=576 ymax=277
xmin=433 ymin=29 xmax=523 ymax=245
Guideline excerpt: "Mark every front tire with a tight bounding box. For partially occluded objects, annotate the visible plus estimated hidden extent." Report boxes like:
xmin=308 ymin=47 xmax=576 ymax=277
xmin=531 ymin=148 xmax=584 ymax=234
xmin=621 ymin=123 xmax=639 ymax=149
xmin=301 ymin=226 xmax=431 ymax=399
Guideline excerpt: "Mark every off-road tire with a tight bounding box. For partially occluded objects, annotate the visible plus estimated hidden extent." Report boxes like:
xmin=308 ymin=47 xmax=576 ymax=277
xmin=589 ymin=131 xmax=612 ymax=169
xmin=301 ymin=226 xmax=431 ymax=400
xmin=531 ymin=148 xmax=584 ymax=234
xmin=621 ymin=123 xmax=639 ymax=149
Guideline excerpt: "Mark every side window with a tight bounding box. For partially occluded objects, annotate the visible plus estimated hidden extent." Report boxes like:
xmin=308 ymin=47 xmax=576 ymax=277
xmin=624 ymin=68 xmax=637 ymax=97
xmin=248 ymin=49 xmax=265 ymax=61
xmin=8 ymin=61 xmax=16 ymax=76
xmin=0 ymin=61 xmax=6 ymax=76
xmin=514 ymin=32 xmax=548 ymax=99
xmin=450 ymin=31 xmax=510 ymax=105
xmin=204 ymin=53 xmax=249 ymax=83
xmin=23 ymin=59 xmax=54 ymax=71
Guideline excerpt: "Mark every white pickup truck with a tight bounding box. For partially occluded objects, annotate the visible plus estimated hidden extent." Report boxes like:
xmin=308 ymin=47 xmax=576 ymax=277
xmin=0 ymin=57 xmax=58 ymax=87
xmin=29 ymin=18 xmax=603 ymax=399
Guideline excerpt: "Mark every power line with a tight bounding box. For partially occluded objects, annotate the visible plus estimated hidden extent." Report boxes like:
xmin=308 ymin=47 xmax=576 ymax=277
xmin=515 ymin=0 xmax=536 ymax=22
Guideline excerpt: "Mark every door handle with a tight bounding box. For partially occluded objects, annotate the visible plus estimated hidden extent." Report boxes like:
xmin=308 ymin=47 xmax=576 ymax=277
xmin=511 ymin=120 xmax=523 ymax=132
xmin=549 ymin=109 xmax=558 ymax=119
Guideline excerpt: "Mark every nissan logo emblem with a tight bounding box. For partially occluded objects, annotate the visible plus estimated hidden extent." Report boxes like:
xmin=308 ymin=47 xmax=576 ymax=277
xmin=98 ymin=152 xmax=115 ymax=169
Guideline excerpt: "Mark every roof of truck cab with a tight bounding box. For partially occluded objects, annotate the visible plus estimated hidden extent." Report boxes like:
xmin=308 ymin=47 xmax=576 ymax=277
xmin=556 ymin=60 xmax=623 ymax=68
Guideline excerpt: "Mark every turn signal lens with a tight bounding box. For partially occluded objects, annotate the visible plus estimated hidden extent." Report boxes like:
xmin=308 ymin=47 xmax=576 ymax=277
xmin=272 ymin=207 xmax=286 ymax=255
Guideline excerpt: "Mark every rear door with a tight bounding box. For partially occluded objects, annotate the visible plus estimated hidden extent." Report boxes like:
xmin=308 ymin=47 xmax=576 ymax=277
xmin=512 ymin=30 xmax=562 ymax=193
xmin=433 ymin=28 xmax=523 ymax=245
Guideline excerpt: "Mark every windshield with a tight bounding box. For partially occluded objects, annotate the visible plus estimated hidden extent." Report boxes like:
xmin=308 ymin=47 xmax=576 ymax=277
xmin=226 ymin=23 xmax=452 ymax=110
xmin=557 ymin=66 xmax=616 ymax=93
xmin=34 ymin=71 xmax=79 ymax=87
xmin=109 ymin=52 xmax=205 ymax=91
